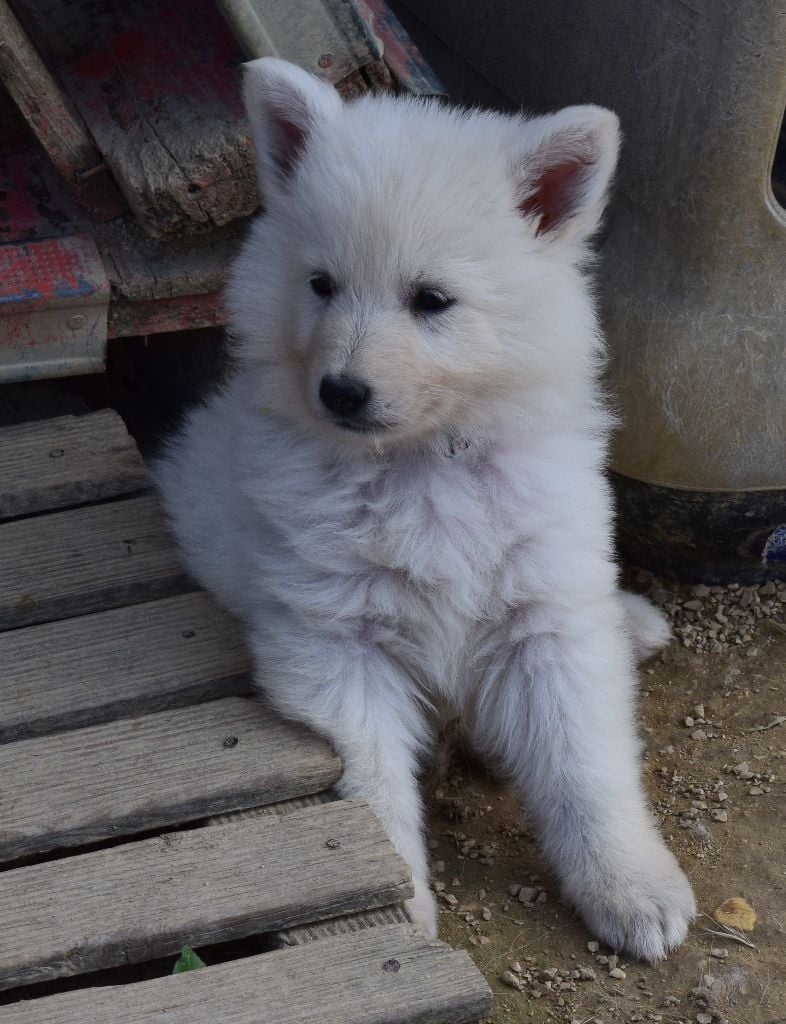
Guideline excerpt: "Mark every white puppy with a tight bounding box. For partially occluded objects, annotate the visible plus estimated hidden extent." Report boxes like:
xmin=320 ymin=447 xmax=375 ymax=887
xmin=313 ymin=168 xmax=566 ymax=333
xmin=155 ymin=58 xmax=695 ymax=960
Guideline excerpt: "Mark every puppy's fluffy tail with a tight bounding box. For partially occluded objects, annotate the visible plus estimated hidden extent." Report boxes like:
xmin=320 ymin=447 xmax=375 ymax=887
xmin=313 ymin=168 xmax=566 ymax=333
xmin=620 ymin=591 xmax=671 ymax=662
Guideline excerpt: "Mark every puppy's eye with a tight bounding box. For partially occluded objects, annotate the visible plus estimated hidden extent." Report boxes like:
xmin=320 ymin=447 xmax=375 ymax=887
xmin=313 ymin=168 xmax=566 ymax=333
xmin=411 ymin=288 xmax=455 ymax=315
xmin=310 ymin=273 xmax=335 ymax=299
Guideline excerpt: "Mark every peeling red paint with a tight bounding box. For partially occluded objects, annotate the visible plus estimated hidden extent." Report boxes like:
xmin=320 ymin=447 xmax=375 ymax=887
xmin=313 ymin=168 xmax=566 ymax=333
xmin=0 ymin=236 xmax=108 ymax=305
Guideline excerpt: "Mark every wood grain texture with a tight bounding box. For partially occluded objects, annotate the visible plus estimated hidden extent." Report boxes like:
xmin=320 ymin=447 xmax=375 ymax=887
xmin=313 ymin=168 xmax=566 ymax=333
xmin=0 ymin=494 xmax=193 ymax=631
xmin=273 ymin=904 xmax=412 ymax=949
xmin=0 ymin=410 xmax=148 ymax=519
xmin=207 ymin=789 xmax=336 ymax=826
xmin=0 ymin=2 xmax=124 ymax=218
xmin=0 ymin=592 xmax=251 ymax=743
xmin=0 ymin=697 xmax=341 ymax=862
xmin=16 ymin=0 xmax=256 ymax=238
xmin=2 ymin=924 xmax=491 ymax=1023
xmin=0 ymin=802 xmax=411 ymax=991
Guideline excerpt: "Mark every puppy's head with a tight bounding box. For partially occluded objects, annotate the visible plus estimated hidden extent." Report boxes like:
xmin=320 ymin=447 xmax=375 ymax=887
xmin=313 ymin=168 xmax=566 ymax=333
xmin=229 ymin=58 xmax=620 ymax=448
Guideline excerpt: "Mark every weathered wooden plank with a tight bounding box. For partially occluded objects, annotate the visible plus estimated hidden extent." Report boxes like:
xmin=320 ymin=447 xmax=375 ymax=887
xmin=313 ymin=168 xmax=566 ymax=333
xmin=0 ymin=1 xmax=124 ymax=219
xmin=16 ymin=0 xmax=256 ymax=238
xmin=0 ymin=697 xmax=341 ymax=862
xmin=0 ymin=494 xmax=192 ymax=630
xmin=0 ymin=802 xmax=410 ymax=991
xmin=0 ymin=410 xmax=148 ymax=519
xmin=2 ymin=925 xmax=491 ymax=1023
xmin=0 ymin=592 xmax=251 ymax=743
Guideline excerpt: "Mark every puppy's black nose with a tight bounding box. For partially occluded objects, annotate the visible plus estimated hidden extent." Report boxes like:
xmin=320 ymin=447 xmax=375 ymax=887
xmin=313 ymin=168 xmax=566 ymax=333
xmin=319 ymin=375 xmax=370 ymax=417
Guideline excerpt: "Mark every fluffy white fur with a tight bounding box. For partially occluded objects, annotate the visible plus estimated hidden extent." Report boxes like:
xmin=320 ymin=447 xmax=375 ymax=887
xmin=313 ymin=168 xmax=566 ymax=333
xmin=155 ymin=58 xmax=696 ymax=960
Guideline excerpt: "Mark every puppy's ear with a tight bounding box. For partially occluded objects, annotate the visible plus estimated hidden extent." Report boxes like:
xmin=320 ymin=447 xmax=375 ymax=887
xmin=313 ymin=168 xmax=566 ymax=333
xmin=512 ymin=106 xmax=620 ymax=244
xmin=243 ymin=57 xmax=342 ymax=195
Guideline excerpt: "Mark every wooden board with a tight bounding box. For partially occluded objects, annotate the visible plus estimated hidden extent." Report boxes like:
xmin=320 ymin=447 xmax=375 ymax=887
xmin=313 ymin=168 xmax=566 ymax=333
xmin=16 ymin=0 xmax=257 ymax=238
xmin=0 ymin=410 xmax=148 ymax=519
xmin=0 ymin=494 xmax=192 ymax=630
xmin=0 ymin=697 xmax=341 ymax=862
xmin=0 ymin=801 xmax=411 ymax=990
xmin=0 ymin=592 xmax=251 ymax=743
xmin=2 ymin=924 xmax=491 ymax=1023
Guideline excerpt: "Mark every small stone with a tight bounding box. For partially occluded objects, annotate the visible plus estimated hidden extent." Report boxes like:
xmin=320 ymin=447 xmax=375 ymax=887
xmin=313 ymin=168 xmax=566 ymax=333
xmin=509 ymin=960 xmax=523 ymax=974
xmin=694 ymin=704 xmax=705 ymax=719
xmin=609 ymin=967 xmax=627 ymax=979
xmin=692 ymin=584 xmax=711 ymax=597
xmin=500 ymin=969 xmax=523 ymax=991
xmin=481 ymin=907 xmax=492 ymax=921
xmin=517 ymin=886 xmax=540 ymax=904
xmin=748 ymin=786 xmax=764 ymax=796
xmin=439 ymin=892 xmax=458 ymax=908
xmin=578 ymin=966 xmax=596 ymax=981
xmin=711 ymin=809 xmax=728 ymax=822
xmin=587 ymin=941 xmax=600 ymax=952
xmin=709 ymin=947 xmax=728 ymax=959
xmin=507 ymin=883 xmax=522 ymax=897
xmin=696 ymin=1014 xmax=713 ymax=1024
xmin=691 ymin=729 xmax=708 ymax=741
xmin=607 ymin=955 xmax=619 ymax=969
xmin=684 ymin=716 xmax=695 ymax=727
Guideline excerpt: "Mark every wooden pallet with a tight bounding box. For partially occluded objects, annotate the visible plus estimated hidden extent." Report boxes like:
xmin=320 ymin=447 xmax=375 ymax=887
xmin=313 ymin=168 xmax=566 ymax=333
xmin=0 ymin=408 xmax=491 ymax=1022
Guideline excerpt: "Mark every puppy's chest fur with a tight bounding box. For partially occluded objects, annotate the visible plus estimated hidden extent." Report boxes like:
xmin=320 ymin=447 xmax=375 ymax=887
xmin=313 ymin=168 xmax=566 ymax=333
xmin=252 ymin=431 xmax=534 ymax=645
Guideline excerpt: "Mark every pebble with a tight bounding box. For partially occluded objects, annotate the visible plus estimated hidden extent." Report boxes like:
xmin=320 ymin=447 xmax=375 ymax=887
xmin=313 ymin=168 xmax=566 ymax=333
xmin=709 ymin=947 xmax=728 ymax=959
xmin=684 ymin=716 xmax=695 ymax=727
xmin=587 ymin=941 xmax=600 ymax=952
xmin=481 ymin=907 xmax=492 ymax=921
xmin=691 ymin=729 xmax=708 ymax=742
xmin=609 ymin=967 xmax=627 ymax=979
xmin=500 ymin=969 xmax=523 ymax=991
xmin=748 ymin=786 xmax=764 ymax=796
xmin=711 ymin=809 xmax=728 ymax=822
xmin=517 ymin=886 xmax=540 ymax=904
xmin=643 ymin=578 xmax=784 ymax=653
xmin=696 ymin=1014 xmax=713 ymax=1024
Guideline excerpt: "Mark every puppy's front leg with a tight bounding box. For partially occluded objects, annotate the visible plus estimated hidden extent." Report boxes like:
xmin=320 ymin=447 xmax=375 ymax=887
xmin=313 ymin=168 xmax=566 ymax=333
xmin=247 ymin=621 xmax=437 ymax=935
xmin=471 ymin=601 xmax=696 ymax=961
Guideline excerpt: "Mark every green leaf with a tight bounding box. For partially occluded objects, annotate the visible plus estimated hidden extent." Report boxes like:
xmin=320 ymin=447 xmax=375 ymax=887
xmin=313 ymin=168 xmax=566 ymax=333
xmin=172 ymin=946 xmax=207 ymax=974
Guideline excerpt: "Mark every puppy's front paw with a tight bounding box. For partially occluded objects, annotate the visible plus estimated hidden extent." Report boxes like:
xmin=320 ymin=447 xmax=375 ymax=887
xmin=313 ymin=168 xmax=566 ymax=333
xmin=406 ymin=883 xmax=438 ymax=937
xmin=572 ymin=846 xmax=696 ymax=962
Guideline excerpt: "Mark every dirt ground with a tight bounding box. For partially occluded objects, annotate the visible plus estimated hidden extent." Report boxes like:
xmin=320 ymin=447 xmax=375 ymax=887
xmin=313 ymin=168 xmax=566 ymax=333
xmin=427 ymin=577 xmax=785 ymax=1024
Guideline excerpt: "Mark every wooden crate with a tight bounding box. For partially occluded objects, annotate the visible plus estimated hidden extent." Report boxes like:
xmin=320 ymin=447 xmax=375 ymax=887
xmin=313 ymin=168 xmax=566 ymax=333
xmin=0 ymin=408 xmax=491 ymax=1022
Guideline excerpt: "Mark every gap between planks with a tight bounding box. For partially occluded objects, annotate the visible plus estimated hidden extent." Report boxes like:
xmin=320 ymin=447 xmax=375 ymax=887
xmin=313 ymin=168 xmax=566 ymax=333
xmin=0 ymin=801 xmax=412 ymax=991
xmin=2 ymin=924 xmax=491 ymax=1024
